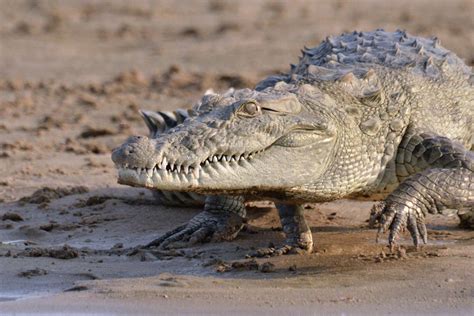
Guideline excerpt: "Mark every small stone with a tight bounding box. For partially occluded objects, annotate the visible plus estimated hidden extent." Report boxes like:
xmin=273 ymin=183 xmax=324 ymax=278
xmin=112 ymin=243 xmax=124 ymax=249
xmin=40 ymin=223 xmax=55 ymax=231
xmin=259 ymin=262 xmax=275 ymax=273
xmin=215 ymin=263 xmax=232 ymax=273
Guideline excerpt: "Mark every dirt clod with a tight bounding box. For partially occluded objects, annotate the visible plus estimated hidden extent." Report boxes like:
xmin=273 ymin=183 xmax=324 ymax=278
xmin=19 ymin=244 xmax=80 ymax=259
xmin=19 ymin=186 xmax=89 ymax=204
xmin=18 ymin=268 xmax=48 ymax=278
xmin=2 ymin=212 xmax=24 ymax=221
xmin=64 ymin=285 xmax=89 ymax=292
xmin=79 ymin=127 xmax=116 ymax=139
xmin=259 ymin=262 xmax=275 ymax=273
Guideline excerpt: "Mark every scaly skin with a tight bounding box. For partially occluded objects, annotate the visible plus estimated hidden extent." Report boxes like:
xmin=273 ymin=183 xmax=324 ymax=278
xmin=112 ymin=29 xmax=473 ymax=252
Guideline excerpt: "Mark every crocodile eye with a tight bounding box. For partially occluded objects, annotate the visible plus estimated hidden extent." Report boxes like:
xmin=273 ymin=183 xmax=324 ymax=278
xmin=238 ymin=101 xmax=261 ymax=117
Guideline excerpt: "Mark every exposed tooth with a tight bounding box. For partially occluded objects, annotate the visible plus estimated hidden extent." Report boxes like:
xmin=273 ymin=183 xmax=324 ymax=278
xmin=184 ymin=166 xmax=189 ymax=174
xmin=230 ymin=156 xmax=236 ymax=162
xmin=212 ymin=156 xmax=218 ymax=163
xmin=162 ymin=157 xmax=167 ymax=168
xmin=146 ymin=168 xmax=153 ymax=177
xmin=193 ymin=167 xmax=199 ymax=177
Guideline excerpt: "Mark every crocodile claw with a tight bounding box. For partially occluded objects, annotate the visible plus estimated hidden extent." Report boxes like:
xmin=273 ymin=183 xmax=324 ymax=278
xmin=375 ymin=202 xmax=428 ymax=250
xmin=251 ymin=230 xmax=313 ymax=257
xmin=252 ymin=244 xmax=312 ymax=257
xmin=142 ymin=211 xmax=244 ymax=249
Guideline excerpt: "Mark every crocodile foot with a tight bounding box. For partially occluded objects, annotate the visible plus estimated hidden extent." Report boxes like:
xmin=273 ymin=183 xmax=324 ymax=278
xmin=252 ymin=230 xmax=313 ymax=257
xmin=375 ymin=201 xmax=427 ymax=251
xmin=142 ymin=210 xmax=244 ymax=249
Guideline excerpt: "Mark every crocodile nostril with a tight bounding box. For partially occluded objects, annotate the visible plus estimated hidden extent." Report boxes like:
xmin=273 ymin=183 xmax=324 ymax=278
xmin=125 ymin=149 xmax=135 ymax=155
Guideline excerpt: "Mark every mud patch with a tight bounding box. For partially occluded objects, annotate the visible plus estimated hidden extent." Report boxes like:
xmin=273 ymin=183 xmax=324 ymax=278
xmin=18 ymin=268 xmax=48 ymax=278
xmin=18 ymin=244 xmax=80 ymax=259
xmin=79 ymin=127 xmax=116 ymax=139
xmin=213 ymin=258 xmax=276 ymax=273
xmin=19 ymin=186 xmax=89 ymax=204
xmin=2 ymin=212 xmax=24 ymax=222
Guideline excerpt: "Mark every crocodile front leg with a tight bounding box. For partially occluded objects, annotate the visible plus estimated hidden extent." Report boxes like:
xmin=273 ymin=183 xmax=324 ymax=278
xmin=377 ymin=129 xmax=474 ymax=249
xmin=143 ymin=195 xmax=246 ymax=249
xmin=254 ymin=204 xmax=313 ymax=256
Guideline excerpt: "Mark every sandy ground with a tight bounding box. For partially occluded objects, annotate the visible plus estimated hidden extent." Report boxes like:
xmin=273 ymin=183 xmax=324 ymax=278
xmin=0 ymin=0 xmax=473 ymax=314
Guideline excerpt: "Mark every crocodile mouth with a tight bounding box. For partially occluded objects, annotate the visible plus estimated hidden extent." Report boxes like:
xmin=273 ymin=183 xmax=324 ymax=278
xmin=115 ymin=127 xmax=332 ymax=190
xmin=116 ymin=148 xmax=267 ymax=188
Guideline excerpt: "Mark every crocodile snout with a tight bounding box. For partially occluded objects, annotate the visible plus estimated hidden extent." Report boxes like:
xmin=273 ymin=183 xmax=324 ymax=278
xmin=111 ymin=135 xmax=158 ymax=169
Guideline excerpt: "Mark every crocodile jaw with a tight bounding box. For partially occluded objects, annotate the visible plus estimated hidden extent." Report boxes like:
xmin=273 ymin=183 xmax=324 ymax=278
xmin=115 ymin=141 xmax=332 ymax=195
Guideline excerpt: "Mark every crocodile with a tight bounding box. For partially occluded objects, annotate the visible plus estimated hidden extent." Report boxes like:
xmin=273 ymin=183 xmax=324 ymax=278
xmin=112 ymin=29 xmax=474 ymax=254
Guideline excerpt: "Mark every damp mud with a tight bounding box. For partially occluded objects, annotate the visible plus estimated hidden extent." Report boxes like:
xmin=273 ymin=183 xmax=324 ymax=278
xmin=1 ymin=0 xmax=473 ymax=314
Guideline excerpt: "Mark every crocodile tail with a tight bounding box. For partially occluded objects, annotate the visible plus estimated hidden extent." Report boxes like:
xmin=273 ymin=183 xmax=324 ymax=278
xmin=139 ymin=109 xmax=192 ymax=138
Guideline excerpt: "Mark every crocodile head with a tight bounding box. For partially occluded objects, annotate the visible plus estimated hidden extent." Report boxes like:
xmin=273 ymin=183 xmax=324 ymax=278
xmin=112 ymin=85 xmax=337 ymax=197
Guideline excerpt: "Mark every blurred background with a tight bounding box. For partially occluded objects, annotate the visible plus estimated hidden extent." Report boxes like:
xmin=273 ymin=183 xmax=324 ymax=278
xmin=0 ymin=0 xmax=473 ymax=199
xmin=1 ymin=0 xmax=473 ymax=82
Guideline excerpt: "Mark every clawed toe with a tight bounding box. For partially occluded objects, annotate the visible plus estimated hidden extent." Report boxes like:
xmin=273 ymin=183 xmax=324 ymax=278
xmin=375 ymin=201 xmax=428 ymax=249
xmin=141 ymin=211 xmax=244 ymax=250
xmin=252 ymin=240 xmax=313 ymax=258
